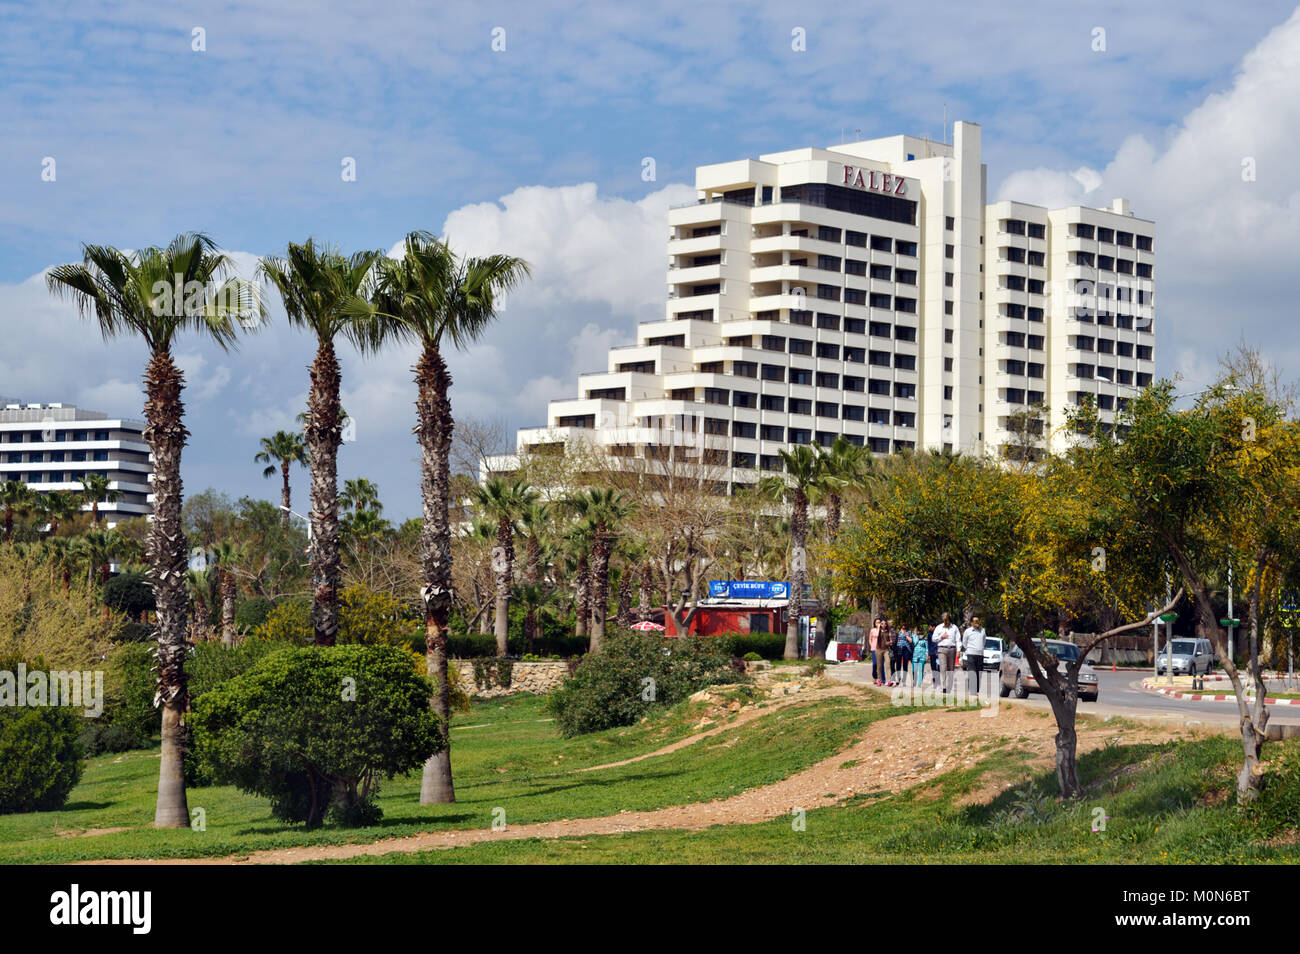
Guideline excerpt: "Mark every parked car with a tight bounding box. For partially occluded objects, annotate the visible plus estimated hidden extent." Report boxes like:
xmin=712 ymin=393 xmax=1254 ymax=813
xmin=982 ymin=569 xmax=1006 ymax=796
xmin=981 ymin=637 xmax=1003 ymax=672
xmin=999 ymin=638 xmax=1099 ymax=702
xmin=1156 ymin=638 xmax=1216 ymax=676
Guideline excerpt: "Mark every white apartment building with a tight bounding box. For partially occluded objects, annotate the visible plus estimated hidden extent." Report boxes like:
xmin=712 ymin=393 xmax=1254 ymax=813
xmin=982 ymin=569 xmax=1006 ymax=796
xmin=492 ymin=121 xmax=1155 ymax=488
xmin=0 ymin=401 xmax=153 ymax=525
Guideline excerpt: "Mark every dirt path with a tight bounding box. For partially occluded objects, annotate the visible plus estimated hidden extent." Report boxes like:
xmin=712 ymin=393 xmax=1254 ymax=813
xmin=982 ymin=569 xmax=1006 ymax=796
xmin=80 ymin=696 xmax=1185 ymax=865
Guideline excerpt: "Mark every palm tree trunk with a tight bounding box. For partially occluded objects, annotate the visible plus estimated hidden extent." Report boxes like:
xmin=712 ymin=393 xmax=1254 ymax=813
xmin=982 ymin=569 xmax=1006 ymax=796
xmin=415 ymin=343 xmax=455 ymax=805
xmin=143 ymin=349 xmax=191 ymax=829
xmin=589 ymin=533 xmax=610 ymax=652
xmin=280 ymin=460 xmax=292 ymax=532
xmin=306 ymin=340 xmax=342 ymax=645
xmin=494 ymin=516 xmax=512 ymax=658
xmin=638 ymin=562 xmax=650 ymax=622
xmin=221 ymin=569 xmax=237 ymax=647
xmin=784 ymin=491 xmax=807 ymax=661
xmin=617 ymin=567 xmax=632 ymax=630
xmin=574 ymin=552 xmax=589 ymax=640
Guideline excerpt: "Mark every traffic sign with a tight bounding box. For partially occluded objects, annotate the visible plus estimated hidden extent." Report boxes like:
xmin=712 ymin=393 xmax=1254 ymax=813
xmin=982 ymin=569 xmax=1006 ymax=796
xmin=1159 ymin=612 xmax=1178 ymax=623
xmin=1220 ymin=617 xmax=1240 ymax=627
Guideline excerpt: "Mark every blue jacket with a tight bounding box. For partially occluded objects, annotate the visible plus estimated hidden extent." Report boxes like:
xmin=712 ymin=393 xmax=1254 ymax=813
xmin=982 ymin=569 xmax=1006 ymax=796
xmin=913 ymin=637 xmax=930 ymax=663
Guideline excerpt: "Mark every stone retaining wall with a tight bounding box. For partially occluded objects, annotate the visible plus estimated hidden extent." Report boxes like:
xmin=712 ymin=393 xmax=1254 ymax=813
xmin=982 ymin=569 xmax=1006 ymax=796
xmin=451 ymin=659 xmax=571 ymax=698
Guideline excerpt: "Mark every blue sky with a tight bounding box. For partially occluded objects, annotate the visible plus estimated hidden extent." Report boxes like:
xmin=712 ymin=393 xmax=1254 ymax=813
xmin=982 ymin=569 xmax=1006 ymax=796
xmin=3 ymin=1 xmax=1300 ymax=519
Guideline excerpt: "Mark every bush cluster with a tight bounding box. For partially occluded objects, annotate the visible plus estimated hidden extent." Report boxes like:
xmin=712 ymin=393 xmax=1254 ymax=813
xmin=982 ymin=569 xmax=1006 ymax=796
xmin=548 ymin=633 xmax=743 ymax=737
xmin=0 ymin=655 xmax=85 ymax=813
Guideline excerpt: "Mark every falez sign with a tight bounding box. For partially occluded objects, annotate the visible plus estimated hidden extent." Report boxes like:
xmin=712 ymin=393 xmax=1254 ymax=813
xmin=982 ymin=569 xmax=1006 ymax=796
xmin=710 ymin=580 xmax=792 ymax=599
xmin=842 ymin=164 xmax=907 ymax=196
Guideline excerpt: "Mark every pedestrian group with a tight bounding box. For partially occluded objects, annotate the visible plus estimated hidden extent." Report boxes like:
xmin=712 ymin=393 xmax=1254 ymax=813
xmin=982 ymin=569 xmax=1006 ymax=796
xmin=867 ymin=612 xmax=987 ymax=696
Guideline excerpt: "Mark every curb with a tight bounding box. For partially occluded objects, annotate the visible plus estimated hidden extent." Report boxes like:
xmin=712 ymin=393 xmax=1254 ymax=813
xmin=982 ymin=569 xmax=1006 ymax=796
xmin=1141 ymin=681 xmax=1300 ymax=705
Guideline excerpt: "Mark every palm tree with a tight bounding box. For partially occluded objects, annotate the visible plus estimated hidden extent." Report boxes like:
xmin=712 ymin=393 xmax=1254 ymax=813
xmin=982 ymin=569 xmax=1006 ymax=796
xmin=816 ymin=436 xmax=873 ymax=541
xmin=81 ymin=528 xmax=123 ymax=614
xmin=339 ymin=477 xmax=383 ymax=515
xmin=259 ymin=240 xmax=380 ymax=646
xmin=77 ymin=473 xmax=120 ymax=527
xmin=46 ymin=231 xmax=262 ymax=828
xmin=347 ymin=231 xmax=529 ymax=805
xmin=35 ymin=490 xmax=81 ymax=536
xmin=254 ymin=430 xmax=307 ymax=530
xmin=209 ymin=541 xmax=245 ymax=647
xmin=186 ymin=568 xmax=215 ymax=642
xmin=472 ymin=477 xmax=538 ymax=657
xmin=758 ymin=444 xmax=823 ymax=660
xmin=514 ymin=580 xmax=561 ymax=651
xmin=343 ymin=508 xmax=392 ymax=556
xmin=43 ymin=535 xmax=80 ymax=591
xmin=1 ymin=480 xmax=31 ymax=542
xmin=566 ymin=488 xmax=635 ymax=651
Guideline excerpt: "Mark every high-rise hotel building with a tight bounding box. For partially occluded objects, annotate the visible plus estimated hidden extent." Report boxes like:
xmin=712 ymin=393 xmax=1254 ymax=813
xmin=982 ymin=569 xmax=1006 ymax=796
xmin=492 ymin=122 xmax=1155 ymax=489
xmin=0 ymin=400 xmax=154 ymax=525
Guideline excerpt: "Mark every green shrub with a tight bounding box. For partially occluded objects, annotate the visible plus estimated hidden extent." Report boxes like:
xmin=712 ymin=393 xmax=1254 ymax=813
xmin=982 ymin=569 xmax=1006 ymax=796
xmin=743 ymin=651 xmax=762 ymax=662
xmin=715 ymin=632 xmax=786 ymax=660
xmin=101 ymin=571 xmax=155 ymax=619
xmin=187 ymin=638 xmax=296 ymax=701
xmin=234 ymin=597 xmax=275 ymax=631
xmin=548 ymin=633 xmax=744 ymax=737
xmin=443 ymin=632 xmax=588 ymax=659
xmin=81 ymin=642 xmax=158 ymax=755
xmin=190 ymin=644 xmax=445 ymax=827
xmin=0 ymin=656 xmax=85 ymax=813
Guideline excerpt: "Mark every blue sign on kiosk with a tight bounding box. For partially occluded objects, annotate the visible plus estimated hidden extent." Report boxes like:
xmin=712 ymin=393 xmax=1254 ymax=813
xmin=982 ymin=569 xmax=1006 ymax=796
xmin=709 ymin=581 xmax=795 ymax=599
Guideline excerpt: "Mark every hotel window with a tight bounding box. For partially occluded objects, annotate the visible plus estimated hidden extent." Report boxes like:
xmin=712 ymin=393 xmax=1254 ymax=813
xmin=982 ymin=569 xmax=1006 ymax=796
xmin=1027 ymin=335 xmax=1044 ymax=350
xmin=945 ymin=244 xmax=954 ymax=259
xmin=893 ymin=411 xmax=916 ymax=428
xmin=944 ymin=357 xmax=953 ymax=372
xmin=816 ymin=343 xmax=840 ymax=359
xmin=816 ymin=402 xmax=838 ymax=419
xmin=844 ymin=289 xmax=866 ymax=305
xmin=1072 ymin=364 xmax=1095 ymax=380
xmin=1005 ymin=303 xmax=1025 ymax=319
xmin=704 ymin=418 xmax=729 ymax=436
xmin=788 ymin=338 xmax=812 ymax=356
xmin=869 ymin=321 xmax=891 ymax=338
xmin=760 ymin=425 xmax=785 ymax=442
xmin=817 ymin=255 xmax=841 ymax=272
xmin=846 ymin=230 xmax=868 ymax=247
xmin=1117 ymin=369 xmax=1134 ymax=385
xmin=869 ymin=350 xmax=892 ymax=367
xmin=1136 ymin=263 xmax=1152 ymax=278
xmin=817 ymin=313 xmax=840 ymax=330
xmin=670 ymin=388 xmax=694 ymax=401
xmin=1028 ymin=363 xmax=1044 ymax=378
xmin=844 ymin=318 xmax=866 ymax=334
xmin=1074 ymin=223 xmax=1095 ymax=240
xmin=1006 ymin=389 xmax=1025 ymax=405
xmin=1005 ymin=331 xmax=1026 ymax=347
xmin=944 ymin=329 xmax=953 ymax=343
xmin=1027 ymin=250 xmax=1045 ymax=266
xmin=894 ymin=297 xmax=917 ymax=314
xmin=1073 ymin=251 xmax=1095 ymax=267
xmin=818 ymin=226 xmax=841 ymax=243
xmin=1117 ymin=342 xmax=1133 ymax=357
xmin=894 ymin=354 xmax=916 ymax=371
xmin=1116 ymin=259 xmax=1133 ymax=275
xmin=1116 ymin=315 xmax=1133 ymax=330
xmin=817 ymin=284 xmax=840 ymax=301
xmin=1097 ymin=227 xmax=1114 ymax=243
xmin=1136 ymin=372 xmax=1153 ymax=386
xmin=844 ymin=259 xmax=867 ymax=276
xmin=760 ymin=454 xmax=782 ymax=472
xmin=1006 ymin=360 xmax=1026 ymax=376
xmin=790 ymin=398 xmax=812 ymax=415
xmin=1004 ymin=219 xmax=1026 ymax=235
xmin=945 ymin=216 xmax=955 ymax=230
xmin=1136 ymin=345 xmax=1153 ymax=360
xmin=1005 ymin=275 xmax=1025 ymax=291
xmin=870 ymin=264 xmax=892 ymax=281
xmin=1027 ymin=279 xmax=1044 ymax=294
xmin=789 ymin=309 xmax=813 ymax=325
xmin=732 ymin=451 xmax=756 ymax=469
xmin=869 ymin=437 xmax=891 ymax=453
xmin=733 ymin=422 xmax=757 ymax=439
xmin=842 ymin=404 xmax=865 ymax=421
xmin=894 ymin=325 xmax=916 ymax=342
xmin=870 ymin=235 xmax=893 ymax=252
xmin=733 ymin=360 xmax=757 ymax=378
xmin=1116 ymin=231 xmax=1133 ymax=247
xmin=790 ymin=368 xmax=813 ymax=386
xmin=1097 ymin=394 xmax=1114 ymax=410
xmin=1098 ymin=255 xmax=1114 ymax=271
xmin=868 ymin=407 xmax=891 ymax=426
xmin=894 ymin=382 xmax=916 ymax=399
xmin=868 ymin=379 xmax=891 ymax=396
xmin=732 ymin=390 xmax=756 ymax=408
xmin=944 ymin=272 xmax=954 ymax=287
xmin=895 ymin=240 xmax=918 ymax=256
xmin=844 ymin=347 xmax=866 ymax=363
xmin=843 ymin=375 xmax=865 ymax=392
xmin=816 ymin=431 xmax=837 ymax=446
xmin=1073 ymin=335 xmax=1095 ymax=351
xmin=1005 ymin=246 xmax=1025 ymax=263
xmin=816 ymin=372 xmax=839 ymax=388
xmin=93 ymin=452 xmax=109 ymax=462
xmin=728 ymin=335 xmax=752 ymax=347
xmin=760 ymin=394 xmax=785 ymax=411
xmin=1096 ymin=339 xmax=1113 ymax=355
xmin=944 ymin=386 xmax=953 ymax=400
xmin=1027 ymin=306 xmax=1044 ymax=322
xmin=790 ymin=429 xmax=812 ymax=445
xmin=761 ymin=364 xmax=785 ymax=382
xmin=1136 ymin=235 xmax=1152 ymax=251
xmin=1027 ymin=223 xmax=1045 ymax=239
xmin=944 ymin=301 xmax=954 ymax=316
xmin=1028 ymin=390 xmax=1044 ymax=404
xmin=762 ymin=335 xmax=786 ymax=352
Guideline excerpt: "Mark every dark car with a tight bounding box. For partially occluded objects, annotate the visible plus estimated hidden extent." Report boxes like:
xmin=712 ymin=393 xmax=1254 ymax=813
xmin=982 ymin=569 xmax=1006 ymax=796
xmin=999 ymin=638 xmax=1099 ymax=702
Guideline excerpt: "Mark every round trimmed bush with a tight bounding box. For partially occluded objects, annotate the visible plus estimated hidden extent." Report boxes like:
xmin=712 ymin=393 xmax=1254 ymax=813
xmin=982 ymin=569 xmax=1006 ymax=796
xmin=0 ymin=657 xmax=85 ymax=813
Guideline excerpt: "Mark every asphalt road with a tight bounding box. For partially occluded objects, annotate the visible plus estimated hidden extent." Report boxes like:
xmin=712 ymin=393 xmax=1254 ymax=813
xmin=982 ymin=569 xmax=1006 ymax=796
xmin=828 ymin=662 xmax=1300 ymax=735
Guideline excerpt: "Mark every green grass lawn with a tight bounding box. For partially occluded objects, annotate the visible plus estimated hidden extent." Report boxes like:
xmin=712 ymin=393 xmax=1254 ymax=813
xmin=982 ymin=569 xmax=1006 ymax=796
xmin=4 ymin=684 xmax=1296 ymax=865
xmin=0 ymin=685 xmax=906 ymax=863
xmin=329 ymin=734 xmax=1300 ymax=865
